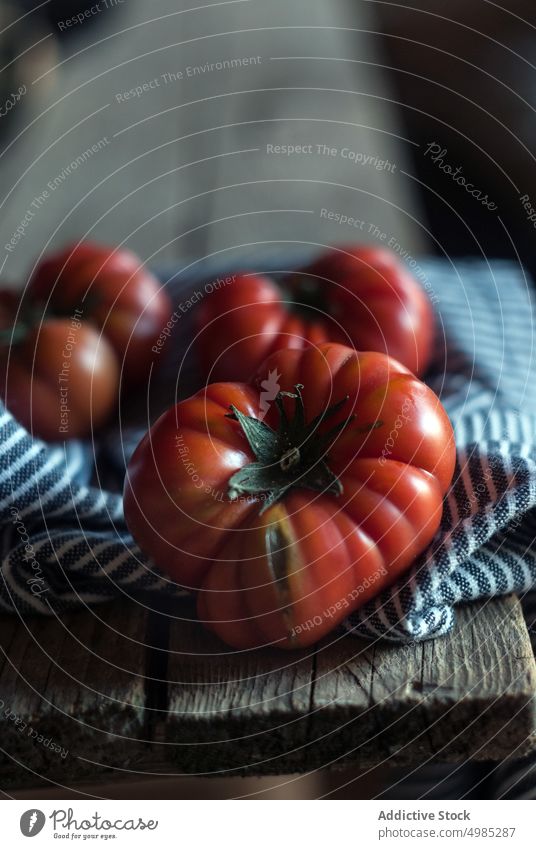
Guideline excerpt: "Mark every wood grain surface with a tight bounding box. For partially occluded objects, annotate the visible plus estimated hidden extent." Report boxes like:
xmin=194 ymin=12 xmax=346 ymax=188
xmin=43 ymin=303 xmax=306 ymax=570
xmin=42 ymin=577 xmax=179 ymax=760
xmin=164 ymin=595 xmax=536 ymax=774
xmin=0 ymin=602 xmax=148 ymax=790
xmin=0 ymin=595 xmax=535 ymax=789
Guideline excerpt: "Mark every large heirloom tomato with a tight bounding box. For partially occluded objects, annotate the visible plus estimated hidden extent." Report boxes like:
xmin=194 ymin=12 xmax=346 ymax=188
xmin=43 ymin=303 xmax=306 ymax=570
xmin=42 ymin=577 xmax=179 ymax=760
xmin=196 ymin=246 xmax=434 ymax=382
xmin=0 ymin=291 xmax=118 ymax=440
xmin=28 ymin=241 xmax=172 ymax=383
xmin=124 ymin=343 xmax=455 ymax=650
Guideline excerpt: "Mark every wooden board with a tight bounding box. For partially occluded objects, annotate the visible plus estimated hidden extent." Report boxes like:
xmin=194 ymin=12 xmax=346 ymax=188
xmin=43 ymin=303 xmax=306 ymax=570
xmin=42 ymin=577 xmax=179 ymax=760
xmin=307 ymin=595 xmax=536 ymax=769
xmin=0 ymin=594 xmax=535 ymax=789
xmin=0 ymin=601 xmax=148 ymax=789
xmin=161 ymin=615 xmax=315 ymax=775
xmin=164 ymin=595 xmax=536 ymax=774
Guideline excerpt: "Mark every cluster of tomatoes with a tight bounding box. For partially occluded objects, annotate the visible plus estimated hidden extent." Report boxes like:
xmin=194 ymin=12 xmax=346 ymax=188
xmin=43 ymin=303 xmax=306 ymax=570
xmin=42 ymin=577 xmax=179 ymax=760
xmin=0 ymin=242 xmax=172 ymax=440
xmin=0 ymin=242 xmax=455 ymax=649
xmin=124 ymin=245 xmax=456 ymax=650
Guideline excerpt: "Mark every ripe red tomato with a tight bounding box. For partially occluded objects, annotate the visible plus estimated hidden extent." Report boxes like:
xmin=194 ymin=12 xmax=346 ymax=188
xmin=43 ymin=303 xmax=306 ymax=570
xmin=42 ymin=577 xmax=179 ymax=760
xmin=124 ymin=343 xmax=455 ymax=649
xmin=0 ymin=292 xmax=119 ymax=440
xmin=28 ymin=242 xmax=172 ymax=384
xmin=196 ymin=246 xmax=434 ymax=382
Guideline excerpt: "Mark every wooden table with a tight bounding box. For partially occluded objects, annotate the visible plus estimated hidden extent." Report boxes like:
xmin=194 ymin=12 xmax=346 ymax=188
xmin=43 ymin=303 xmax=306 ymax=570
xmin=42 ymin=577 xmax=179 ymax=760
xmin=1 ymin=594 xmax=535 ymax=793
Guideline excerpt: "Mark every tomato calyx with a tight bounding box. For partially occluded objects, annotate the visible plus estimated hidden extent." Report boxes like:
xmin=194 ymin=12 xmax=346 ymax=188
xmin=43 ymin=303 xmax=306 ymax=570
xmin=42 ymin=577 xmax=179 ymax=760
xmin=0 ymin=306 xmax=52 ymax=347
xmin=226 ymin=384 xmax=355 ymax=513
xmin=278 ymin=276 xmax=329 ymax=321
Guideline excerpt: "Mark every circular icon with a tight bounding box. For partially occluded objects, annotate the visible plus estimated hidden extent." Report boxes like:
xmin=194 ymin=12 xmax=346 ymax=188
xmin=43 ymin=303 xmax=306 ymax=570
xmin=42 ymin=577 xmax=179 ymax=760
xmin=20 ymin=810 xmax=46 ymax=837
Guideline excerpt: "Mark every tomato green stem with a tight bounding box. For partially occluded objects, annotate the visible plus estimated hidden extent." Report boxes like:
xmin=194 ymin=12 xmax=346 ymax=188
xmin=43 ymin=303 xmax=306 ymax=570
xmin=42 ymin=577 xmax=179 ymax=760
xmin=226 ymin=384 xmax=355 ymax=513
xmin=280 ymin=446 xmax=300 ymax=471
xmin=0 ymin=303 xmax=52 ymax=348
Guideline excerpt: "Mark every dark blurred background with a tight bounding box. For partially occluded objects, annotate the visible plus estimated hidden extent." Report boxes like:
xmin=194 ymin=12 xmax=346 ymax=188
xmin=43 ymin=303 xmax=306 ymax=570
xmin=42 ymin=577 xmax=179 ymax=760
xmin=2 ymin=0 xmax=535 ymax=283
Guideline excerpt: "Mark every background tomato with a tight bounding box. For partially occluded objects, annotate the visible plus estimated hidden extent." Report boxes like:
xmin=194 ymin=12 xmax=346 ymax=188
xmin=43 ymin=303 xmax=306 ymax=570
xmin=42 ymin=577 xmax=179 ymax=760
xmin=28 ymin=241 xmax=172 ymax=384
xmin=196 ymin=246 xmax=434 ymax=383
xmin=124 ymin=343 xmax=455 ymax=650
xmin=0 ymin=310 xmax=119 ymax=441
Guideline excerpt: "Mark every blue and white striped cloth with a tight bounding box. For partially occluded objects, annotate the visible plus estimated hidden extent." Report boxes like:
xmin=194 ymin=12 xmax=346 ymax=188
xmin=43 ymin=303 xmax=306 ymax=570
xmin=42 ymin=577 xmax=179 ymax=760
xmin=1 ymin=255 xmax=536 ymax=644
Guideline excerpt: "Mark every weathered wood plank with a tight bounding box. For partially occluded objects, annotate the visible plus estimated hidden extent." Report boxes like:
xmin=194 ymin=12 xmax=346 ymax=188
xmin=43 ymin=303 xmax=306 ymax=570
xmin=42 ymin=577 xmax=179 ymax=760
xmin=0 ymin=602 xmax=150 ymax=787
xmin=1 ymin=595 xmax=535 ymax=788
xmin=307 ymin=595 xmax=536 ymax=770
xmin=163 ymin=596 xmax=536 ymax=774
xmin=163 ymin=610 xmax=314 ymax=775
xmin=421 ymin=596 xmax=536 ymax=762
